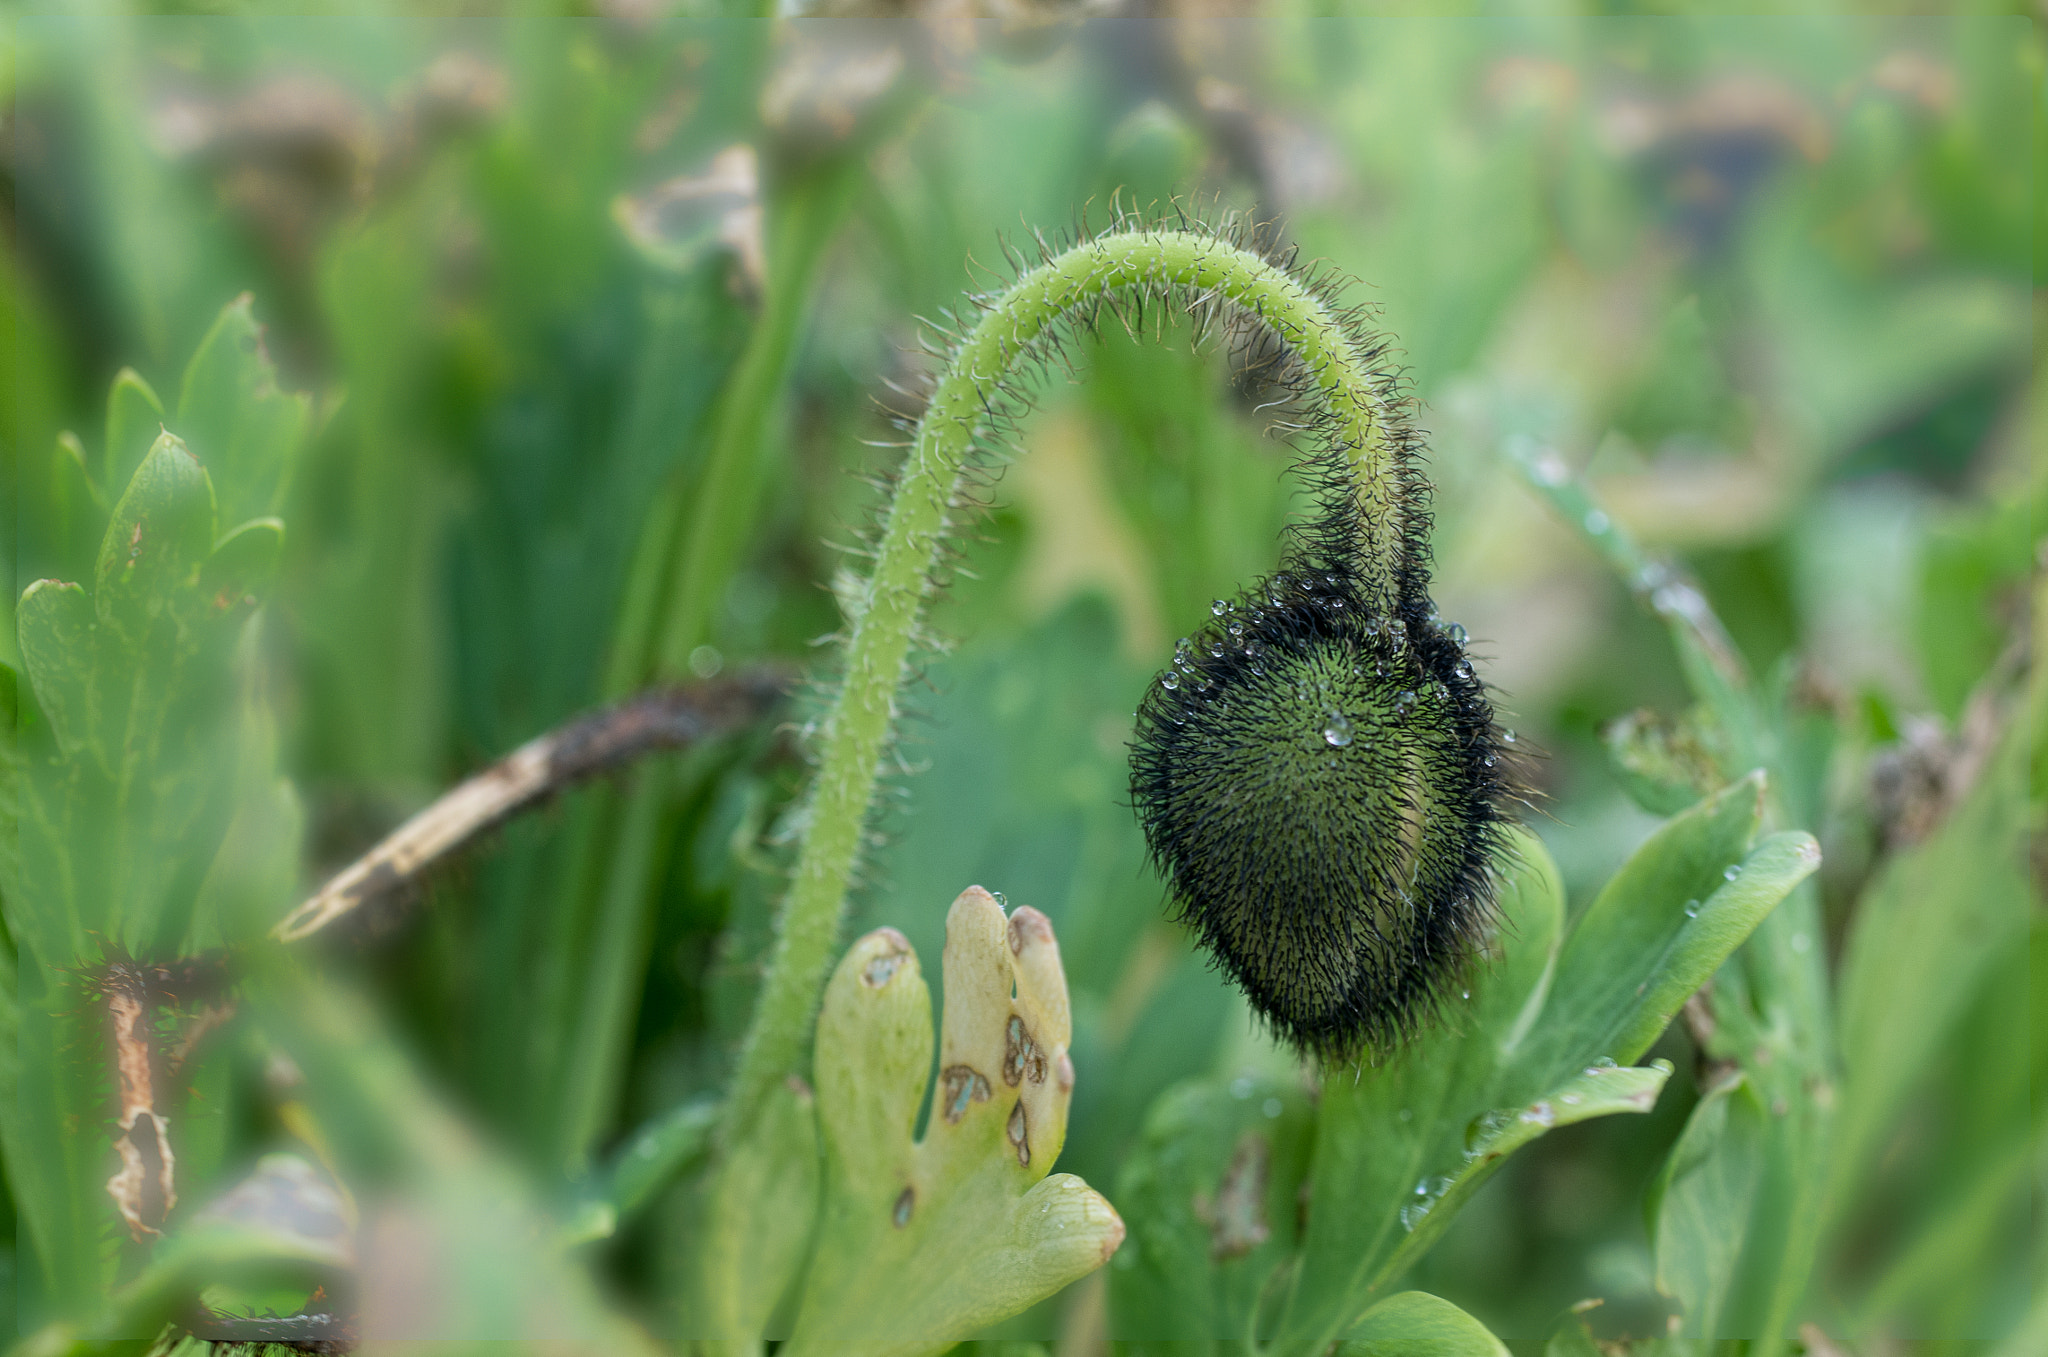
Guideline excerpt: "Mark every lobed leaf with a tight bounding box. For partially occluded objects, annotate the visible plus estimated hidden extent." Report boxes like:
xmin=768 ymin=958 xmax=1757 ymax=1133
xmin=783 ymin=887 xmax=1122 ymax=1357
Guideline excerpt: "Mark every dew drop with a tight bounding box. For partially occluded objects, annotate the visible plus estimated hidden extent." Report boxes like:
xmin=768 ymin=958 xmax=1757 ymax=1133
xmin=1228 ymin=620 xmax=1245 ymax=639
xmin=1723 ymin=865 xmax=1741 ymax=882
xmin=1447 ymin=622 xmax=1468 ymax=645
xmin=1583 ymin=508 xmax=1610 ymax=534
xmin=1683 ymin=899 xmax=1700 ymax=918
xmin=1208 ymin=641 xmax=1225 ymax=658
xmin=1262 ymin=1098 xmax=1283 ymax=1119
xmin=1454 ymin=661 xmax=1474 ymax=681
xmin=1211 ymin=598 xmax=1229 ymax=616
xmin=1395 ymin=690 xmax=1417 ymax=717
xmin=1323 ymin=713 xmax=1355 ymax=748
xmin=1160 ymin=672 xmax=1179 ymax=690
xmin=1502 ymin=728 xmax=1517 ymax=744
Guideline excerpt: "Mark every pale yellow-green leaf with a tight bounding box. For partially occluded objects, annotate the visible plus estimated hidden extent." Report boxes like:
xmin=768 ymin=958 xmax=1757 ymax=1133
xmin=782 ymin=887 xmax=1123 ymax=1357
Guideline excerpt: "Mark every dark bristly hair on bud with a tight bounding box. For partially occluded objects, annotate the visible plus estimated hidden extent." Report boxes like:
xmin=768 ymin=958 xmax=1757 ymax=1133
xmin=1125 ymin=246 xmax=1519 ymax=1062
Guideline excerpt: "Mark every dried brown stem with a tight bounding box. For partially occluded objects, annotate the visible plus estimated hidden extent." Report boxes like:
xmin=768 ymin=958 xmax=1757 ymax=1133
xmin=274 ymin=673 xmax=784 ymax=943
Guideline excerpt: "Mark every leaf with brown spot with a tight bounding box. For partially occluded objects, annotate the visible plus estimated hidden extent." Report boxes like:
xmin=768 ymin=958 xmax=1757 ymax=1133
xmin=784 ymin=887 xmax=1122 ymax=1357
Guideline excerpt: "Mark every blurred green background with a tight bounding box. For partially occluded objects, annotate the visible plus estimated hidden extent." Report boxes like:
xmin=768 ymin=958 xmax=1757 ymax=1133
xmin=2 ymin=2 xmax=2040 ymax=1352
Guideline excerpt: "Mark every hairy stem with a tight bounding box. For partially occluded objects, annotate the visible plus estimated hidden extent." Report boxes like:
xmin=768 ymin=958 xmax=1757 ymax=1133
xmin=724 ymin=226 xmax=1408 ymax=1137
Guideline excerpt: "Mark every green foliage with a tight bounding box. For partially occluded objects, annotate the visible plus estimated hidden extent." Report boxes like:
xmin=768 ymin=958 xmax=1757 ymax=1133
xmin=782 ymin=892 xmax=1120 ymax=1356
xmin=1110 ymin=790 xmax=1816 ymax=1355
xmin=2 ymin=11 xmax=2037 ymax=1357
xmin=6 ymin=296 xmax=307 ymax=1327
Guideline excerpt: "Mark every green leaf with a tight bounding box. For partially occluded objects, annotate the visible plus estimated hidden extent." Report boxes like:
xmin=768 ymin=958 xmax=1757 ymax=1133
xmin=175 ymin=294 xmax=308 ymax=526
xmin=1832 ymin=716 xmax=2034 ymax=1205
xmin=1339 ymin=1291 xmax=1510 ymax=1357
xmin=781 ymin=888 xmax=1123 ymax=1357
xmin=94 ymin=432 xmax=215 ymax=638
xmin=1604 ymin=707 xmax=1725 ymax=818
xmin=682 ymin=1077 xmax=818 ymax=1342
xmin=1274 ymin=786 xmax=1817 ymax=1357
xmin=1276 ymin=830 xmax=1578 ymax=1353
xmin=199 ymin=517 xmax=286 ymax=611
xmin=103 ymin=366 xmax=164 ymax=501
xmin=1527 ymin=773 xmax=1768 ymax=1075
xmin=254 ymin=969 xmax=665 ymax=1355
xmin=564 ymin=1094 xmax=720 ymax=1246
xmin=1543 ymin=1319 xmax=1605 ymax=1357
xmin=15 ymin=580 xmax=95 ymax=759
xmin=50 ymin=433 xmax=103 ymax=581
xmin=1109 ymin=1066 xmax=1315 ymax=1346
xmin=1650 ymin=1074 xmax=1766 ymax=1343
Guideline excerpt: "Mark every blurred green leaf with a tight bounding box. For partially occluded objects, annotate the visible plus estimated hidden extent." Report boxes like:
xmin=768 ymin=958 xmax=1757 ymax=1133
xmin=103 ymin=367 xmax=165 ymax=503
xmin=563 ymin=1093 xmax=720 ymax=1248
xmin=1914 ymin=492 xmax=2039 ymax=720
xmin=199 ymin=519 xmax=286 ymax=609
xmin=1339 ymin=1290 xmax=1510 ymax=1357
xmin=15 ymin=581 xmax=94 ymax=760
xmin=48 ymin=435 xmax=101 ymax=584
xmin=1831 ymin=685 xmax=2034 ymax=1211
xmin=1649 ymin=1074 xmax=1765 ymax=1344
xmin=254 ymin=971 xmax=665 ymax=1357
xmin=175 ymin=294 xmax=308 ymax=527
xmin=94 ymin=432 xmax=215 ymax=639
xmin=5 ymin=298 xmax=308 ymax=1330
xmin=680 ymin=1076 xmax=817 ymax=1344
xmin=1604 ymin=707 xmax=1725 ymax=818
xmin=1544 ymin=1319 xmax=1606 ymax=1357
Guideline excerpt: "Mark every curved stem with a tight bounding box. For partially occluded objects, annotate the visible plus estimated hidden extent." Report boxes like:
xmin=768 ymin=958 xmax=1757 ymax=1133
xmin=723 ymin=227 xmax=1406 ymax=1137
